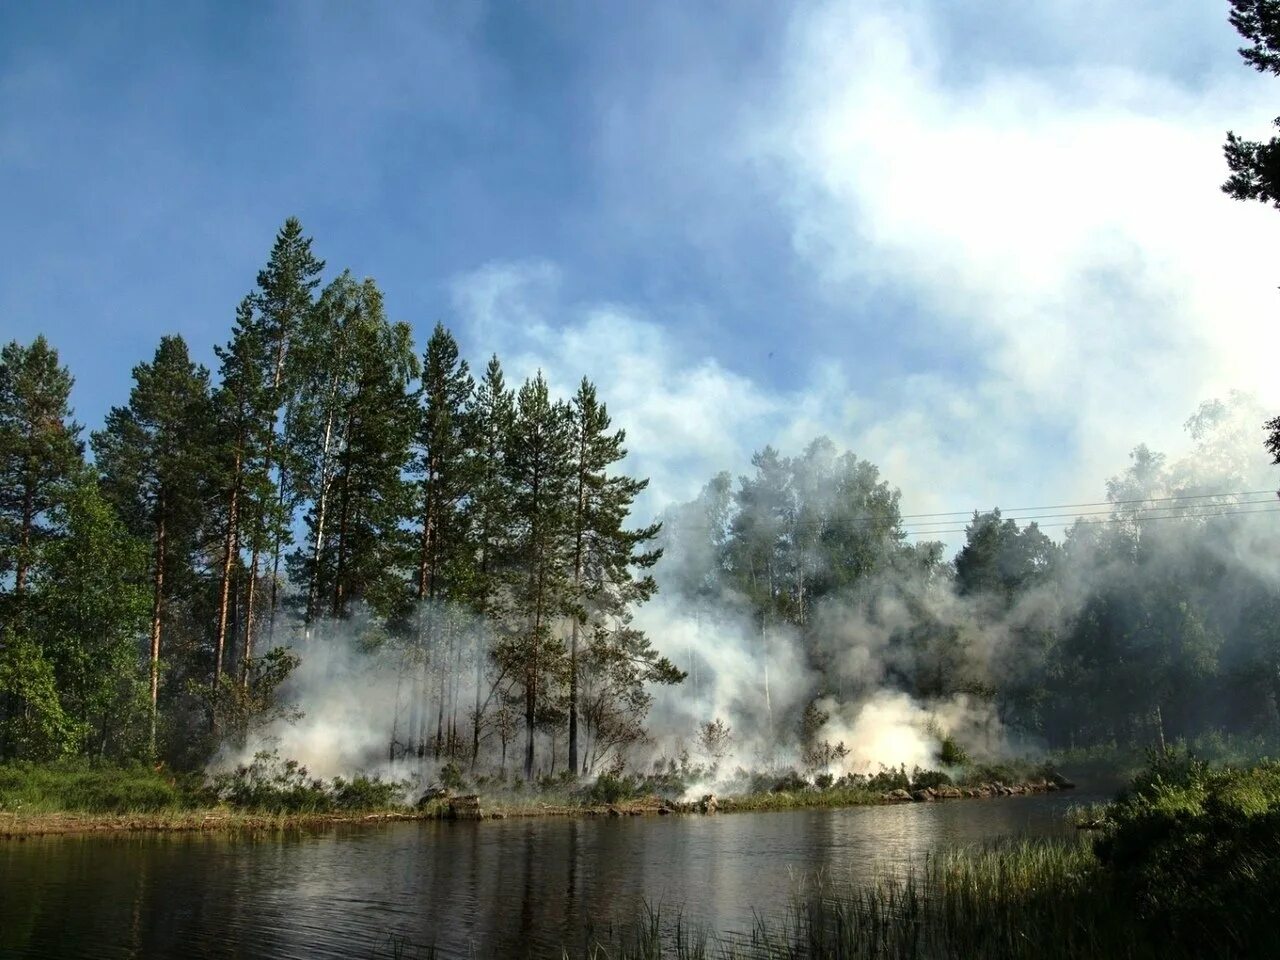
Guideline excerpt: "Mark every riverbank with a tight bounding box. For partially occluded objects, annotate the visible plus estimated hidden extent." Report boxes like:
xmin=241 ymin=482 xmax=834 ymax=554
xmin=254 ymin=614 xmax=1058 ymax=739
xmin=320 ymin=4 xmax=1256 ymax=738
xmin=0 ymin=774 xmax=1075 ymax=837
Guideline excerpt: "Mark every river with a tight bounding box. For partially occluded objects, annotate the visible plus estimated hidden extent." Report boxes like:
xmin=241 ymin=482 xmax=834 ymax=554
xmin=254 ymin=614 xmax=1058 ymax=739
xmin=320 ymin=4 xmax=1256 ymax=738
xmin=0 ymin=791 xmax=1094 ymax=959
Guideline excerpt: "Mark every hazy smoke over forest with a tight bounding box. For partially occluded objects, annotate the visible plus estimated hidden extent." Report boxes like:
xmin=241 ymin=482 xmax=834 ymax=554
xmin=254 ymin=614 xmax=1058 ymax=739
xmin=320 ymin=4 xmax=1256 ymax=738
xmin=224 ymin=392 xmax=1280 ymax=787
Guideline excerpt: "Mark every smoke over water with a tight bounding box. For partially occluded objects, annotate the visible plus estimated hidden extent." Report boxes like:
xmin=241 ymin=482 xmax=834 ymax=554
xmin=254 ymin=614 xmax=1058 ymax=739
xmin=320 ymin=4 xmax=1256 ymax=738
xmin=217 ymin=393 xmax=1280 ymax=790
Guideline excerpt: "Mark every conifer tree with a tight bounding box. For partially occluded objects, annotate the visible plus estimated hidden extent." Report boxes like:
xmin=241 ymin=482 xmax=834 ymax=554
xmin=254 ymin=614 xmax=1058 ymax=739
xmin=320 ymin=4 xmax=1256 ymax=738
xmin=243 ymin=217 xmax=324 ymax=661
xmin=210 ymin=298 xmax=266 ymax=686
xmin=410 ymin=324 xmax=474 ymax=755
xmin=93 ymin=335 xmax=213 ymax=750
xmin=462 ymin=355 xmax=515 ymax=763
xmin=292 ymin=279 xmax=418 ymax=621
xmin=564 ymin=377 xmax=666 ymax=773
xmin=498 ymin=373 xmax=574 ymax=778
xmin=0 ymin=336 xmax=83 ymax=599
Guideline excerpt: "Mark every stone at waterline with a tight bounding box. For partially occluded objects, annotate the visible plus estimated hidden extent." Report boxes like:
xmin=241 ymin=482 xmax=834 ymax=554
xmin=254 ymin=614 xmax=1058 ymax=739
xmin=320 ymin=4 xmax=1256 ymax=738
xmin=447 ymin=795 xmax=483 ymax=820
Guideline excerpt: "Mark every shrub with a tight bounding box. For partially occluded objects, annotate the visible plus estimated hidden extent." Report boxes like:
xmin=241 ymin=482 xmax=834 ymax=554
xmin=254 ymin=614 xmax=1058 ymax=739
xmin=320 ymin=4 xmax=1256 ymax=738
xmin=1094 ymin=750 xmax=1280 ymax=957
xmin=583 ymin=773 xmax=641 ymax=805
xmin=771 ymin=769 xmax=809 ymax=793
xmin=910 ymin=767 xmax=953 ymax=791
xmin=438 ymin=761 xmax=465 ymax=791
xmin=866 ymin=765 xmax=911 ymax=793
xmin=938 ymin=735 xmax=969 ymax=767
xmin=814 ymin=772 xmax=835 ymax=790
xmin=209 ymin=751 xmax=406 ymax=814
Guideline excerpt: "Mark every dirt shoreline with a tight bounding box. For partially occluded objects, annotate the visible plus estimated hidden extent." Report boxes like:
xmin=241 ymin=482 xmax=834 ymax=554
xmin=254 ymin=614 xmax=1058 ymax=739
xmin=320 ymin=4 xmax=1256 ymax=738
xmin=0 ymin=777 xmax=1074 ymax=838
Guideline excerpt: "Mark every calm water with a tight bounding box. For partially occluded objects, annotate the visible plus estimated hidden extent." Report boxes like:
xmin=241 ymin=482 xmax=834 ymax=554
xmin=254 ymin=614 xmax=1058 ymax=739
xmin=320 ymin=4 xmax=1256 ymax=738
xmin=0 ymin=793 xmax=1092 ymax=960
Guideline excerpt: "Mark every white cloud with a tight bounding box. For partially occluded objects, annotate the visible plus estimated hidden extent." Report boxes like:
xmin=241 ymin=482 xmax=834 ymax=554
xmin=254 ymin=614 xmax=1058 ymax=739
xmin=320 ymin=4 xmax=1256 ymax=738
xmin=448 ymin=1 xmax=1280 ymax=544
xmin=747 ymin=0 xmax=1280 ymax=507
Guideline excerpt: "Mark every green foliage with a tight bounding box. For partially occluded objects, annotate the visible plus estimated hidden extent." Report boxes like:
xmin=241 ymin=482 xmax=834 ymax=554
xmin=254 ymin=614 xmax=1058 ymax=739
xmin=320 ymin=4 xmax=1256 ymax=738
xmin=210 ymin=751 xmax=405 ymax=813
xmin=1095 ymin=751 xmax=1280 ymax=956
xmin=438 ymin=761 xmax=465 ymax=791
xmin=910 ymin=766 xmax=953 ymax=791
xmin=0 ymin=760 xmax=201 ymax=813
xmin=0 ymin=634 xmax=77 ymax=760
xmin=582 ymin=772 xmax=643 ymax=805
xmin=938 ymin=734 xmax=970 ymax=767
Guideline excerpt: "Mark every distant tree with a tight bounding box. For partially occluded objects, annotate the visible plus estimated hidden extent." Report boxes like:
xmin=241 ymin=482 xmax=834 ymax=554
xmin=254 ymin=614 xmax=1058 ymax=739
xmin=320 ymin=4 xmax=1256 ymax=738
xmin=955 ymin=510 xmax=1058 ymax=603
xmin=410 ymin=323 xmax=474 ymax=756
xmin=291 ymin=278 xmax=418 ymax=622
xmin=243 ymin=217 xmax=324 ymax=657
xmin=696 ymin=717 xmax=733 ymax=767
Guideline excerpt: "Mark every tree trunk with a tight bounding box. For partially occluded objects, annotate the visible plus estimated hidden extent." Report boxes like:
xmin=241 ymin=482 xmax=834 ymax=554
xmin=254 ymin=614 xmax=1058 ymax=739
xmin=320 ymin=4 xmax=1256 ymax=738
xmin=148 ymin=510 xmax=167 ymax=754
xmin=241 ymin=548 xmax=259 ymax=687
xmin=213 ymin=438 xmax=243 ymax=689
xmin=14 ymin=475 xmax=33 ymax=597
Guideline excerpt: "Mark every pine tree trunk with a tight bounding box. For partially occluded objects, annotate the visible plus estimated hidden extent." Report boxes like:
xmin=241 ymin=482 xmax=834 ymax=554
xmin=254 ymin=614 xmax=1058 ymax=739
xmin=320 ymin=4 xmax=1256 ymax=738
xmin=242 ymin=548 xmax=259 ymax=687
xmin=14 ymin=478 xmax=33 ymax=597
xmin=267 ymin=465 xmax=289 ymax=644
xmin=331 ymin=437 xmax=353 ymax=620
xmin=148 ymin=509 xmax=167 ymax=754
xmin=213 ymin=438 xmax=243 ymax=689
xmin=568 ymin=445 xmax=587 ymax=775
xmin=305 ymin=375 xmax=340 ymax=626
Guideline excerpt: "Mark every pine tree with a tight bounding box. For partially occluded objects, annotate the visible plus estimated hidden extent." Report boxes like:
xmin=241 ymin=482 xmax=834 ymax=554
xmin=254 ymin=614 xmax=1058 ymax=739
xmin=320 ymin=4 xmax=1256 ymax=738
xmin=410 ymin=323 xmax=474 ymax=756
xmin=564 ymin=377 xmax=666 ymax=773
xmin=462 ymin=355 xmax=515 ymax=763
xmin=0 ymin=336 xmax=83 ymax=600
xmin=497 ymin=373 xmax=574 ymax=779
xmin=209 ymin=298 xmax=267 ymax=686
xmin=292 ymin=278 xmax=418 ymax=621
xmin=243 ymin=217 xmax=324 ymax=665
xmin=93 ymin=335 xmax=213 ymax=751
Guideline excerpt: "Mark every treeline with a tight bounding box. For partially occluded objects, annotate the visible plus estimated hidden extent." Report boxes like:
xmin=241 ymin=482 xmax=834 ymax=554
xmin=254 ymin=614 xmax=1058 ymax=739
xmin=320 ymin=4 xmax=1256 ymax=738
xmin=0 ymin=217 xmax=680 ymax=775
xmin=662 ymin=403 xmax=1280 ymax=757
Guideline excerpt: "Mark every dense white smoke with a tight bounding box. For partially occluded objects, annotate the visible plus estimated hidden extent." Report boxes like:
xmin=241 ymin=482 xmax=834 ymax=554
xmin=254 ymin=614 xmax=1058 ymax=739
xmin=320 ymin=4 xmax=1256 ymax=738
xmin=212 ymin=394 xmax=1280 ymax=789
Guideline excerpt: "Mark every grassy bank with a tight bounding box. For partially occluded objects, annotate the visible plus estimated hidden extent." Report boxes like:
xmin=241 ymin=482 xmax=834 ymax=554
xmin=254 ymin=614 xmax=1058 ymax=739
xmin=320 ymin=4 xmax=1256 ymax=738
xmin=0 ymin=754 xmax=1080 ymax=836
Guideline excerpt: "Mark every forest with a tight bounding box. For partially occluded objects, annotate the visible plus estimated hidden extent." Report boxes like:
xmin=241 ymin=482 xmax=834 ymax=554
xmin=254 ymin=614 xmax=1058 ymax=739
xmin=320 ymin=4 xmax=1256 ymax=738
xmin=2 ymin=216 xmax=1278 ymax=789
xmin=0 ymin=219 xmax=680 ymax=779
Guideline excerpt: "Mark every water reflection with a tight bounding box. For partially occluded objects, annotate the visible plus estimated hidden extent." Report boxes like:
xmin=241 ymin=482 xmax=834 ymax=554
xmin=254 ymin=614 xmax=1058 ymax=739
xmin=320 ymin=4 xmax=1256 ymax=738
xmin=0 ymin=792 xmax=1091 ymax=959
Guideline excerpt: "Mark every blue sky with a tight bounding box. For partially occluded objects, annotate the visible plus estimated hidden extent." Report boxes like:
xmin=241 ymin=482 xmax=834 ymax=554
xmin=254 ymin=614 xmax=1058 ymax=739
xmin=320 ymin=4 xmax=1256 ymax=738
xmin=3 ymin=1 xmax=1279 ymax=540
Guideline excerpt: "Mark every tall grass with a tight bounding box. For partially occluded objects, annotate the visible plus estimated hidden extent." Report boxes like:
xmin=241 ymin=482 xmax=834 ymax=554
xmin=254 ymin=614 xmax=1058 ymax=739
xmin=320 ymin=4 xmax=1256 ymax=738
xmin=0 ymin=760 xmax=202 ymax=813
xmin=573 ymin=836 xmax=1246 ymax=960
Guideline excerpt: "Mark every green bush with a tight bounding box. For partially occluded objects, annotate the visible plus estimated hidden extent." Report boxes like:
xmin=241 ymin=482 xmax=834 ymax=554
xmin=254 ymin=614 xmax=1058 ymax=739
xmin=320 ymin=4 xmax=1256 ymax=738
xmin=1095 ymin=750 xmax=1280 ymax=957
xmin=938 ymin=735 xmax=970 ymax=767
xmin=865 ymin=765 xmax=911 ymax=792
xmin=771 ymin=769 xmax=809 ymax=793
xmin=582 ymin=773 xmax=641 ymax=805
xmin=210 ymin=751 xmax=405 ymax=813
xmin=910 ymin=767 xmax=953 ymax=791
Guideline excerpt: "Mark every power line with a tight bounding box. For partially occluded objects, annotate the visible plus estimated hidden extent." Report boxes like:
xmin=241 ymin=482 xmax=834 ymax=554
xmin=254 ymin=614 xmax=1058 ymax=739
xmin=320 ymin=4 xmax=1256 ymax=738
xmin=902 ymin=497 xmax=1279 ymax=531
xmin=671 ymin=488 xmax=1279 ymax=532
xmin=898 ymin=489 xmax=1278 ymax=520
xmin=901 ymin=505 xmax=1280 ymax=538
